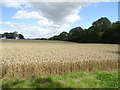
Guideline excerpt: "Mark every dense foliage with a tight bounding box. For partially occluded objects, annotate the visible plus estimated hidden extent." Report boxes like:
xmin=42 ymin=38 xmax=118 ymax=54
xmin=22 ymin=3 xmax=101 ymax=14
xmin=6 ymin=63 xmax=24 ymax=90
xmin=0 ymin=31 xmax=24 ymax=39
xmin=49 ymin=17 xmax=120 ymax=44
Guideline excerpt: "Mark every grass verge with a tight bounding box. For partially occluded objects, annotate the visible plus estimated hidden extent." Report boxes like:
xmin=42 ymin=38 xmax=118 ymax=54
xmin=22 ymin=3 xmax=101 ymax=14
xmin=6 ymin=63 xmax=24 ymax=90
xmin=2 ymin=69 xmax=119 ymax=88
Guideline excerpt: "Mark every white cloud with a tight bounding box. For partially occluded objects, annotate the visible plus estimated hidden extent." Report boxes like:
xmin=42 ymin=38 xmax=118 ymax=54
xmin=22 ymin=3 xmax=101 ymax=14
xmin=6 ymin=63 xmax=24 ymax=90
xmin=13 ymin=3 xmax=82 ymax=25
xmin=12 ymin=2 xmax=83 ymax=37
xmin=2 ymin=0 xmax=118 ymax=38
xmin=13 ymin=9 xmax=70 ymax=36
xmin=37 ymin=18 xmax=69 ymax=29
xmin=19 ymin=26 xmax=52 ymax=38
xmin=4 ymin=21 xmax=14 ymax=27
xmin=13 ymin=2 xmax=83 ymax=23
xmin=13 ymin=10 xmax=43 ymax=19
xmin=1 ymin=21 xmax=26 ymax=28
xmin=0 ymin=29 xmax=12 ymax=34
xmin=65 ymin=7 xmax=81 ymax=23
xmin=1 ymin=0 xmax=117 ymax=10
xmin=0 ymin=21 xmax=3 ymax=24
xmin=1 ymin=0 xmax=29 ymax=8
xmin=38 ymin=19 xmax=54 ymax=26
xmin=0 ymin=21 xmax=68 ymax=38
xmin=18 ymin=24 xmax=68 ymax=38
xmin=31 ymin=2 xmax=83 ymax=23
xmin=28 ymin=0 xmax=119 ymax=2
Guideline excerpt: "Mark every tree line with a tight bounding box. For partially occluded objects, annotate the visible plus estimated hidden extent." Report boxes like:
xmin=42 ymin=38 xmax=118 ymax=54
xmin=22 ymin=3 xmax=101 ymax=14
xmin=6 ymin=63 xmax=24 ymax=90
xmin=0 ymin=17 xmax=120 ymax=44
xmin=0 ymin=31 xmax=24 ymax=39
xmin=49 ymin=17 xmax=120 ymax=44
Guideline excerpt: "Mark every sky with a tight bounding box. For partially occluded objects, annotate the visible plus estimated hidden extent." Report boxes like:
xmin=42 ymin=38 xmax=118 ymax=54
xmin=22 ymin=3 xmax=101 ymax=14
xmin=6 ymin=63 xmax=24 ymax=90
xmin=0 ymin=0 xmax=119 ymax=38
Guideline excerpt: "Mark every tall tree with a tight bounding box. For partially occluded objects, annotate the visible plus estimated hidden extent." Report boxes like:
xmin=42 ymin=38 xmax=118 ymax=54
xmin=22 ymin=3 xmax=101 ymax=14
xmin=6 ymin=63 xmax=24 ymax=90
xmin=1 ymin=32 xmax=25 ymax=39
xmin=87 ymin=17 xmax=111 ymax=42
xmin=92 ymin=17 xmax=111 ymax=27
xmin=18 ymin=34 xmax=25 ymax=39
xmin=101 ymin=21 xmax=120 ymax=43
xmin=68 ymin=27 xmax=84 ymax=42
xmin=49 ymin=17 xmax=120 ymax=44
xmin=59 ymin=31 xmax=69 ymax=41
xmin=13 ymin=31 xmax=18 ymax=39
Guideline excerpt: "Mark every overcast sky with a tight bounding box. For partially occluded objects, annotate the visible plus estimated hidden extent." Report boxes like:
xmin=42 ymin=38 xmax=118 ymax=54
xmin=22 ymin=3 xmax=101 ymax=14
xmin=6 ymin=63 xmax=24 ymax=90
xmin=0 ymin=0 xmax=119 ymax=38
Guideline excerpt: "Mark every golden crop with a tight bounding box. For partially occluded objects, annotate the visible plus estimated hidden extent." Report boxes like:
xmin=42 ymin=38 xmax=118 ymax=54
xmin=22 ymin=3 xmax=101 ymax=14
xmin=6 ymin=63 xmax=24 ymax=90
xmin=1 ymin=39 xmax=118 ymax=78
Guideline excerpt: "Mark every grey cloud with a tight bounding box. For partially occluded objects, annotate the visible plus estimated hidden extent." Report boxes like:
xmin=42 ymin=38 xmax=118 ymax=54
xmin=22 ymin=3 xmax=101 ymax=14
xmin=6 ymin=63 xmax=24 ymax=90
xmin=31 ymin=2 xmax=89 ymax=23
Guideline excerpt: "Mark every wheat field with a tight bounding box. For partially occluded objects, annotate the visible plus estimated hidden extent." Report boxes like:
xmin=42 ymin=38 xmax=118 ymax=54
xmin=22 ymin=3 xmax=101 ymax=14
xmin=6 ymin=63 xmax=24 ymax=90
xmin=1 ymin=39 xmax=119 ymax=78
